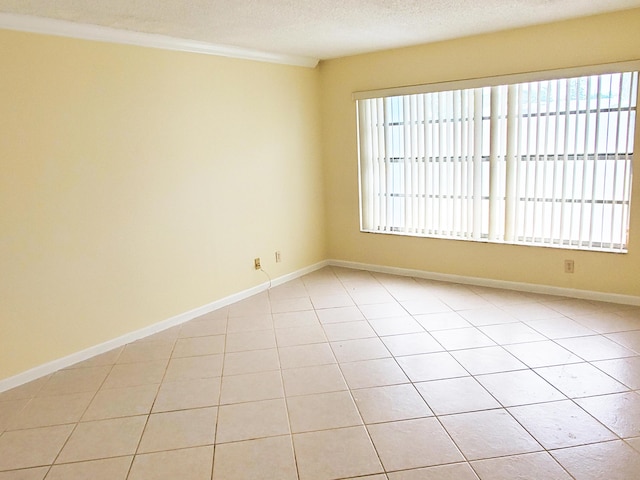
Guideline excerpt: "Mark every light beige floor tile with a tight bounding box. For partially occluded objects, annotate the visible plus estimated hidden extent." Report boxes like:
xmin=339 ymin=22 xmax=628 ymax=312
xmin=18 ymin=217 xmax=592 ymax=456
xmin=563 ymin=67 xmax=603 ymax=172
xmin=311 ymin=293 xmax=355 ymax=310
xmin=440 ymin=409 xmax=542 ymax=460
xmin=348 ymin=289 xmax=396 ymax=306
xmin=381 ymin=332 xmax=444 ymax=356
xmin=67 ymin=348 xmax=123 ymax=369
xmin=37 ymin=366 xmax=111 ymax=397
xmin=626 ymin=436 xmax=640 ymax=452
xmin=287 ymin=391 xmax=362 ymax=433
xmin=509 ymin=400 xmax=616 ymax=449
xmin=352 ymin=384 xmax=432 ymax=424
xmin=46 ymin=456 xmax=132 ymax=480
xmin=219 ymin=371 xmax=283 ymax=404
xmin=368 ymin=417 xmax=464 ymax=471
xmin=414 ymin=312 xmax=472 ymax=331
xmin=268 ymin=280 xmax=308 ymax=301
xmin=135 ymin=326 xmax=181 ymax=344
xmin=592 ymin=356 xmax=640 ymax=389
xmin=102 ymin=360 xmax=167 ymax=389
xmin=316 ymin=306 xmax=365 ymax=324
xmin=8 ymin=392 xmax=93 ymax=430
xmin=556 ymin=335 xmax=636 ymax=361
xmin=359 ymin=302 xmax=410 ymax=320
xmin=303 ymin=282 xmax=344 ymax=297
xmin=572 ymin=312 xmax=640 ymax=334
xmin=225 ymin=330 xmax=277 ymax=353
xmin=344 ymin=475 xmax=388 ymax=480
xmin=400 ymin=298 xmax=452 ymax=316
xmin=278 ymin=343 xmax=336 ymax=369
xmin=153 ymin=377 xmax=220 ymax=412
xmin=475 ymin=288 xmax=533 ymax=306
xmin=128 ymin=445 xmax=213 ymax=480
xmin=193 ymin=308 xmax=229 ymax=322
xmin=282 ymin=364 xmax=347 ymax=396
xmin=216 ymin=398 xmax=289 ymax=444
xmin=138 ymin=407 xmax=216 ymax=453
xmin=415 ymin=377 xmax=501 ymax=415
xmin=535 ymin=362 xmax=628 ymax=398
xmin=0 ymin=468 xmax=48 ymax=480
xmin=504 ymin=340 xmax=583 ymax=368
xmin=478 ymin=323 xmax=547 ymax=344
xmin=56 ymin=416 xmax=146 ymax=463
xmin=213 ymin=435 xmax=297 ymax=480
xmin=396 ymin=352 xmax=468 ymax=382
xmin=273 ymin=310 xmax=319 ymax=329
xmin=551 ymin=440 xmax=640 ymax=480
xmin=544 ymin=298 xmax=611 ymax=317
xmin=439 ymin=293 xmax=493 ymax=311
xmin=471 ymin=452 xmax=571 ymax=480
xmin=341 ymin=358 xmax=409 ymax=389
xmin=451 ymin=346 xmax=527 ymax=375
xmin=0 ymin=399 xmax=28 ymax=433
xmin=179 ymin=317 xmax=227 ymax=338
xmin=458 ymin=307 xmax=520 ymax=327
xmin=271 ymin=297 xmax=314 ymax=314
xmin=82 ymin=384 xmax=158 ymax=421
xmin=0 ymin=377 xmax=49 ymax=401
xmin=430 ymin=328 xmax=496 ymax=350
xmin=576 ymin=392 xmax=640 ymax=438
xmin=322 ymin=321 xmax=377 ymax=341
xmin=226 ymin=314 xmax=273 ymax=333
xmin=502 ymin=303 xmax=566 ymax=322
xmin=228 ymin=294 xmax=271 ymax=317
xmin=0 ymin=424 xmax=74 ymax=471
xmin=331 ymin=338 xmax=391 ymax=363
xmin=525 ymin=317 xmax=595 ymax=339
xmin=387 ymin=463 xmax=478 ymax=479
xmin=172 ymin=335 xmax=225 ymax=358
xmin=606 ymin=331 xmax=640 ymax=354
xmin=293 ymin=426 xmax=383 ymax=480
xmin=572 ymin=312 xmax=640 ymax=333
xmin=116 ymin=341 xmax=173 ymax=364
xmin=369 ymin=316 xmax=425 ymax=336
xmin=275 ymin=325 xmax=327 ymax=347
xmin=476 ymin=369 xmax=566 ymax=407
xmin=223 ymin=348 xmax=280 ymax=376
xmin=163 ymin=354 xmax=223 ymax=382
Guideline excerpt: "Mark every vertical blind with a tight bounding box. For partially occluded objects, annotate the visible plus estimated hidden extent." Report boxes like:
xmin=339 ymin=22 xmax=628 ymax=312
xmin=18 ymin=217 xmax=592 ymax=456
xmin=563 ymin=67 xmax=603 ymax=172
xmin=357 ymin=70 xmax=638 ymax=252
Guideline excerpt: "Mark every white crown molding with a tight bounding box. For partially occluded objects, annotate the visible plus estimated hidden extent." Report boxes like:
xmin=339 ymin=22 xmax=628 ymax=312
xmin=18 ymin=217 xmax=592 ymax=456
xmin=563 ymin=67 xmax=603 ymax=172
xmin=0 ymin=12 xmax=319 ymax=68
xmin=0 ymin=260 xmax=329 ymax=393
xmin=328 ymin=259 xmax=640 ymax=306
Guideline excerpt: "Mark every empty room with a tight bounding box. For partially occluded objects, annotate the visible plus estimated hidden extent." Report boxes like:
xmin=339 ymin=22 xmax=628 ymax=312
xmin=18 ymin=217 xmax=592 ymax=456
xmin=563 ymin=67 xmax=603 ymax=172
xmin=2 ymin=1 xmax=640 ymax=479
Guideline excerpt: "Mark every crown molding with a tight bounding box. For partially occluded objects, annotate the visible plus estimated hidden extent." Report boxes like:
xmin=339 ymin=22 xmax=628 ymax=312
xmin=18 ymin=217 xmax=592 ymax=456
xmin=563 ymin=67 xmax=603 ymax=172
xmin=0 ymin=12 xmax=319 ymax=68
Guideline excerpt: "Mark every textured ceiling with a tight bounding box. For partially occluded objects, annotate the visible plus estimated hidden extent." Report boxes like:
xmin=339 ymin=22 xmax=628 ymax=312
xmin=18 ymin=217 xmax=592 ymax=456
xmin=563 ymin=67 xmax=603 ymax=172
xmin=1 ymin=0 xmax=639 ymax=61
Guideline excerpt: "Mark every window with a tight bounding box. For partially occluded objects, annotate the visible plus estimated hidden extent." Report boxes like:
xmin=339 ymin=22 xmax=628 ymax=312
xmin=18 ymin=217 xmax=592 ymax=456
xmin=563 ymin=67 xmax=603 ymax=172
xmin=356 ymin=65 xmax=638 ymax=252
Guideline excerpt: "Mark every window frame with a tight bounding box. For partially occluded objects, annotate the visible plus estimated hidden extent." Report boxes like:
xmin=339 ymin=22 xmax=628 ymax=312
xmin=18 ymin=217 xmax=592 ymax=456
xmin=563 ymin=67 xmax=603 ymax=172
xmin=354 ymin=60 xmax=640 ymax=253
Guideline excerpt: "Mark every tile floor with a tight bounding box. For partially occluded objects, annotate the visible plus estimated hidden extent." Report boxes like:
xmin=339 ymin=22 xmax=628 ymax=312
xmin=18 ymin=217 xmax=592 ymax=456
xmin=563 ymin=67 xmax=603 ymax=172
xmin=1 ymin=266 xmax=640 ymax=479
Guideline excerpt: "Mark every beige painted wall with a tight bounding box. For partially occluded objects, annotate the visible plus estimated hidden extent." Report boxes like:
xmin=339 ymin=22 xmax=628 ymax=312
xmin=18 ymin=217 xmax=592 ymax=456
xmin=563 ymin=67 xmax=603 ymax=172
xmin=320 ymin=9 xmax=640 ymax=297
xmin=0 ymin=30 xmax=325 ymax=380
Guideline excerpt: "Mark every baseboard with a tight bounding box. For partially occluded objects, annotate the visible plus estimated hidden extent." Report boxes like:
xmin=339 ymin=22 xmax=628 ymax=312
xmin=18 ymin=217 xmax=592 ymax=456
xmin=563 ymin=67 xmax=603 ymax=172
xmin=328 ymin=259 xmax=640 ymax=306
xmin=0 ymin=260 xmax=329 ymax=393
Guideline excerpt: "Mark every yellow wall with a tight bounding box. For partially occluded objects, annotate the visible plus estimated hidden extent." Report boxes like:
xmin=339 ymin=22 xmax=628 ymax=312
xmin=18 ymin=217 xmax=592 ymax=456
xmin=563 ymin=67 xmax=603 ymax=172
xmin=0 ymin=30 xmax=325 ymax=380
xmin=320 ymin=9 xmax=640 ymax=297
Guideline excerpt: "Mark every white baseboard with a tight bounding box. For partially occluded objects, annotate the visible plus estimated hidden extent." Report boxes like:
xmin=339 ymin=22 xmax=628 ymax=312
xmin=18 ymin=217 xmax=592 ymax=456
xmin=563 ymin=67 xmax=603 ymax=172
xmin=328 ymin=259 xmax=640 ymax=306
xmin=0 ymin=260 xmax=328 ymax=393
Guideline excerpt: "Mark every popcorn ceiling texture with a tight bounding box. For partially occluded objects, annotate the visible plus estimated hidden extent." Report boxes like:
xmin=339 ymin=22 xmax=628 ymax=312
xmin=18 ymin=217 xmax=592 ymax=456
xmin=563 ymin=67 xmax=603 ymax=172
xmin=0 ymin=0 xmax=639 ymax=60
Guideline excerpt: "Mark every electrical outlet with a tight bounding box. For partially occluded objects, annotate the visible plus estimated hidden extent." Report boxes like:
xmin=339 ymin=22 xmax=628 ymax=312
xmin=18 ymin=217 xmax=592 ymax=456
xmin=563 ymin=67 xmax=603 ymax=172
xmin=275 ymin=251 xmax=282 ymax=263
xmin=564 ymin=259 xmax=575 ymax=274
xmin=254 ymin=257 xmax=261 ymax=270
